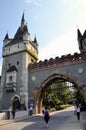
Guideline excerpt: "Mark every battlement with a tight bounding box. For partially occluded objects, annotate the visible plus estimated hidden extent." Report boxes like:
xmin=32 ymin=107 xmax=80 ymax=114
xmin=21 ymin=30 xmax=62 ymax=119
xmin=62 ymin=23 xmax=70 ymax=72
xmin=28 ymin=52 xmax=86 ymax=71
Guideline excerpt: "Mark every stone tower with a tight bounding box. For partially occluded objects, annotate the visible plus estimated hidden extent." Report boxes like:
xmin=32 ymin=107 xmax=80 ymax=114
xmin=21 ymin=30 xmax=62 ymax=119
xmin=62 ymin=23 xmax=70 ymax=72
xmin=77 ymin=28 xmax=86 ymax=53
xmin=0 ymin=13 xmax=38 ymax=110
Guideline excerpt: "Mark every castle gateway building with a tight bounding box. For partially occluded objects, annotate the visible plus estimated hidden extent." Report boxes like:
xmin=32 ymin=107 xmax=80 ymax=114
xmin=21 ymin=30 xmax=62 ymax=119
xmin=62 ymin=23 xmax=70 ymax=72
xmin=0 ymin=14 xmax=86 ymax=113
xmin=0 ymin=13 xmax=38 ymax=110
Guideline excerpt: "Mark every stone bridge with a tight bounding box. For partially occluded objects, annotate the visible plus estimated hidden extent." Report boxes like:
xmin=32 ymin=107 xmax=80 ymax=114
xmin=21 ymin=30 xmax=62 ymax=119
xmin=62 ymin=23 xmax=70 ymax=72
xmin=28 ymin=52 xmax=86 ymax=113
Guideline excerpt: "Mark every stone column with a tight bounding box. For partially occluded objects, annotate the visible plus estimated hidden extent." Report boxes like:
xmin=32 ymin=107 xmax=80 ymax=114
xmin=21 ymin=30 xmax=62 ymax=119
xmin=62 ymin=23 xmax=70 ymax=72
xmin=81 ymin=86 xmax=86 ymax=102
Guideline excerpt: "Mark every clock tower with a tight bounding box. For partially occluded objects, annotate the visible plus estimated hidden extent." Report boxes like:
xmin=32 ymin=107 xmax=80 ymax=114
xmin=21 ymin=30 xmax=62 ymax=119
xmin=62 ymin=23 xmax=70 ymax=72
xmin=77 ymin=28 xmax=86 ymax=53
xmin=0 ymin=13 xmax=38 ymax=110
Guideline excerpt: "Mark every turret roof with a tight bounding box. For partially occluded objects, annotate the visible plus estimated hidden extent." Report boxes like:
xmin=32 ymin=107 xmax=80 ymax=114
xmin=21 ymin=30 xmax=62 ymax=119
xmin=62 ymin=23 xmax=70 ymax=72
xmin=5 ymin=13 xmax=30 ymax=47
xmin=3 ymin=32 xmax=9 ymax=41
xmin=77 ymin=29 xmax=82 ymax=39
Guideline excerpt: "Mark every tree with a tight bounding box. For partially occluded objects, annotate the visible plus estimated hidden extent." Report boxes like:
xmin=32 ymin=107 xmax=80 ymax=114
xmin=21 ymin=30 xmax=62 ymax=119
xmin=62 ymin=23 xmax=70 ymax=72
xmin=73 ymin=88 xmax=86 ymax=111
xmin=42 ymin=79 xmax=71 ymax=109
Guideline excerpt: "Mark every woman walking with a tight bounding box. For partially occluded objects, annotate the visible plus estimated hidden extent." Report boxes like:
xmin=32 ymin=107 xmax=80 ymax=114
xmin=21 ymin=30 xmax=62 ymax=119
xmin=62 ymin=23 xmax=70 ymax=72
xmin=44 ymin=108 xmax=50 ymax=128
xmin=76 ymin=104 xmax=80 ymax=121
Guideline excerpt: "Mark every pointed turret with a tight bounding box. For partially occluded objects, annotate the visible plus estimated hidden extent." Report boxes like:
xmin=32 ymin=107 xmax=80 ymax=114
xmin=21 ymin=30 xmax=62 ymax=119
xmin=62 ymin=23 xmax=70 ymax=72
xmin=34 ymin=35 xmax=37 ymax=43
xmin=3 ymin=32 xmax=9 ymax=42
xmin=77 ymin=28 xmax=83 ymax=52
xmin=77 ymin=28 xmax=82 ymax=40
xmin=21 ymin=12 xmax=25 ymax=27
xmin=33 ymin=35 xmax=38 ymax=50
xmin=3 ymin=32 xmax=11 ymax=47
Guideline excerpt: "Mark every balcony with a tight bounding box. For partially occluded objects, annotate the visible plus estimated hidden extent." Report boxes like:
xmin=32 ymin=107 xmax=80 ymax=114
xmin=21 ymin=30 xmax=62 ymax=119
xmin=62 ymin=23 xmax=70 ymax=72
xmin=5 ymin=82 xmax=16 ymax=93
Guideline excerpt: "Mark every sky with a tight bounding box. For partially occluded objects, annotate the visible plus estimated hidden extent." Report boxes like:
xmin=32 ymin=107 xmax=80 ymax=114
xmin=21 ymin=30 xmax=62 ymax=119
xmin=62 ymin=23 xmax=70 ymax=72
xmin=0 ymin=0 xmax=86 ymax=74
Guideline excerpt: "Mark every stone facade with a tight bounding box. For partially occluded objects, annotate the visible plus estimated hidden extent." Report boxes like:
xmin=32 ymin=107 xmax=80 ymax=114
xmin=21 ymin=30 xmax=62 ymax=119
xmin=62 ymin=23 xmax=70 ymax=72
xmin=0 ymin=13 xmax=38 ymax=110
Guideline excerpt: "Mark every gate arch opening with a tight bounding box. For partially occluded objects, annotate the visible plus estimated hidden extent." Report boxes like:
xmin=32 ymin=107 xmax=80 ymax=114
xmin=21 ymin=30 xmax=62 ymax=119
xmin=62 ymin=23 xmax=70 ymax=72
xmin=31 ymin=72 xmax=86 ymax=113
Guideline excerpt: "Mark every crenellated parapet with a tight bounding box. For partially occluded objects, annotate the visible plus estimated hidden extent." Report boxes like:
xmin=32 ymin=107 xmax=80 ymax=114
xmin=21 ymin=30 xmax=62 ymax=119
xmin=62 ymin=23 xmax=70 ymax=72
xmin=28 ymin=52 xmax=86 ymax=71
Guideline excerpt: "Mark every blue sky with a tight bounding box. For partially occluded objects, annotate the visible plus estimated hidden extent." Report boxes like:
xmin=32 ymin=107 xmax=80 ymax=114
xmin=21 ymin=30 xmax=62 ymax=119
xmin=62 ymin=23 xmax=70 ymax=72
xmin=0 ymin=0 xmax=86 ymax=74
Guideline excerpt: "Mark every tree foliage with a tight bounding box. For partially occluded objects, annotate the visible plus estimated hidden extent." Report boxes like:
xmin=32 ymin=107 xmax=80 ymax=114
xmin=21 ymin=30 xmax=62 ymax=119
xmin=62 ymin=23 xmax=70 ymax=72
xmin=73 ymin=88 xmax=86 ymax=110
xmin=42 ymin=80 xmax=71 ymax=109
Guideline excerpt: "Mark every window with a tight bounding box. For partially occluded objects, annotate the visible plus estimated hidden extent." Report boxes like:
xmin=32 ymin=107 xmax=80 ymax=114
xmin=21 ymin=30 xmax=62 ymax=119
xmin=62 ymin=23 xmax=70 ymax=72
xmin=9 ymin=76 xmax=12 ymax=82
xmin=17 ymin=61 xmax=19 ymax=66
xmin=8 ymin=63 xmax=11 ymax=67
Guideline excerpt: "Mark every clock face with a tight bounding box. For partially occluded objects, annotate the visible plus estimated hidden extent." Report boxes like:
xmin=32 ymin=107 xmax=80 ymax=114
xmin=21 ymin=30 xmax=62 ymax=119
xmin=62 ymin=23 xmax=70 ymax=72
xmin=82 ymin=39 xmax=86 ymax=50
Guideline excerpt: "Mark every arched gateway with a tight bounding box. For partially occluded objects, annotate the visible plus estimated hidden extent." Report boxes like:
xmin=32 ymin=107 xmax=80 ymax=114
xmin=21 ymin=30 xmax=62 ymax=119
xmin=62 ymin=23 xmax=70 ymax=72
xmin=28 ymin=53 xmax=86 ymax=113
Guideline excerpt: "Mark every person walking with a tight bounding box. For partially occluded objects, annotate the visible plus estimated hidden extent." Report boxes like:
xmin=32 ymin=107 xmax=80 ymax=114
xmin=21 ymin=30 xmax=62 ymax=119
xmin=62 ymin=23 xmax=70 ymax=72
xmin=42 ymin=107 xmax=45 ymax=114
xmin=7 ymin=109 xmax=10 ymax=119
xmin=11 ymin=107 xmax=16 ymax=119
xmin=29 ymin=106 xmax=33 ymax=116
xmin=73 ymin=103 xmax=77 ymax=115
xmin=44 ymin=108 xmax=50 ymax=128
xmin=76 ymin=104 xmax=80 ymax=121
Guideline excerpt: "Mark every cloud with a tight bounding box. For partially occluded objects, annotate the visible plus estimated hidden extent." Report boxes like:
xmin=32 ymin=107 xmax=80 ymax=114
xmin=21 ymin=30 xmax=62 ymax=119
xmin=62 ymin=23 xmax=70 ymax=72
xmin=39 ymin=27 xmax=80 ymax=61
xmin=25 ymin=0 xmax=42 ymax=6
xmin=38 ymin=0 xmax=86 ymax=61
xmin=25 ymin=0 xmax=32 ymax=3
xmin=64 ymin=0 xmax=86 ymax=7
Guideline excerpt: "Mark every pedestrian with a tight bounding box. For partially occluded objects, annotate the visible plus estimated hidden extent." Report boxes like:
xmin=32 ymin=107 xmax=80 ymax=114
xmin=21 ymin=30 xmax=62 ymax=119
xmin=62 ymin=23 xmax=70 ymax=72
xmin=24 ymin=104 xmax=27 ymax=110
xmin=42 ymin=107 xmax=45 ymax=114
xmin=44 ymin=108 xmax=50 ymax=128
xmin=7 ymin=109 xmax=10 ymax=119
xmin=76 ymin=104 xmax=80 ymax=121
xmin=73 ymin=103 xmax=77 ymax=115
xmin=29 ymin=106 xmax=33 ymax=115
xmin=11 ymin=109 xmax=16 ymax=119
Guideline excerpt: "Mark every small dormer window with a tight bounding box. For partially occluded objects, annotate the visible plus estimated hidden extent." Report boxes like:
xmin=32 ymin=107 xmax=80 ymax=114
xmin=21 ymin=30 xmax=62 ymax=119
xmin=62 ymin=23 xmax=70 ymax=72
xmin=9 ymin=76 xmax=12 ymax=82
xmin=8 ymin=63 xmax=11 ymax=67
xmin=17 ymin=61 xmax=19 ymax=66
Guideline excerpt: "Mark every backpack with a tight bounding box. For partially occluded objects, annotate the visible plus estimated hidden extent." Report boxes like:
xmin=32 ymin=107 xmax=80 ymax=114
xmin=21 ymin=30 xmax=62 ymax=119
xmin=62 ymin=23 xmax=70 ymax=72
xmin=45 ymin=110 xmax=49 ymax=116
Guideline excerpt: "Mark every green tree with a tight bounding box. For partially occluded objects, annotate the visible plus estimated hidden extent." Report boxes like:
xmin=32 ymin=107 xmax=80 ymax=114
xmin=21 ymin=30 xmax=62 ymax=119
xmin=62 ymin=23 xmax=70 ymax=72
xmin=74 ymin=88 xmax=86 ymax=110
xmin=42 ymin=80 xmax=71 ymax=109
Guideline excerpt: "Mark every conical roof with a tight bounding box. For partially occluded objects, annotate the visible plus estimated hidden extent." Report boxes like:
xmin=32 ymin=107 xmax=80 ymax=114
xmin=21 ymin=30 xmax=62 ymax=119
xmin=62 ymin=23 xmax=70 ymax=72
xmin=77 ymin=29 xmax=82 ymax=39
xmin=5 ymin=13 xmax=30 ymax=47
xmin=3 ymin=33 xmax=9 ymax=41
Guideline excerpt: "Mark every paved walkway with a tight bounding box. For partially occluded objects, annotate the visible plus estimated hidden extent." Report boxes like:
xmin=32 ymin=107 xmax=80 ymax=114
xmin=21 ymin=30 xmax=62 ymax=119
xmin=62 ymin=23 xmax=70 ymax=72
xmin=0 ymin=113 xmax=37 ymax=126
xmin=50 ymin=107 xmax=86 ymax=130
xmin=0 ymin=107 xmax=86 ymax=130
xmin=56 ymin=110 xmax=86 ymax=130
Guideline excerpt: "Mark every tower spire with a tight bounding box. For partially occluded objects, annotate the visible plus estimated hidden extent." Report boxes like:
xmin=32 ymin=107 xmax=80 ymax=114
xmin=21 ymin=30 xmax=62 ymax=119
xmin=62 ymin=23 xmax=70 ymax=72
xmin=34 ymin=34 xmax=37 ymax=43
xmin=77 ymin=28 xmax=82 ymax=40
xmin=21 ymin=12 xmax=25 ymax=26
xmin=3 ymin=32 xmax=9 ymax=41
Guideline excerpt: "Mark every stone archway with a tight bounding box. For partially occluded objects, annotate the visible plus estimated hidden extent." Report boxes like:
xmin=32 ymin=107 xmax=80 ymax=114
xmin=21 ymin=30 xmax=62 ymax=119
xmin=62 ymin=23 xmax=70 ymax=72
xmin=31 ymin=71 xmax=86 ymax=113
xmin=11 ymin=95 xmax=20 ymax=110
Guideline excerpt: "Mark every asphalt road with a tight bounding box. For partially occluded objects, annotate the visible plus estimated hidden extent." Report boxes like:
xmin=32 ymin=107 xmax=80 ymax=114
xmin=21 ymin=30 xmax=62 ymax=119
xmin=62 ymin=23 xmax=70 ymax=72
xmin=0 ymin=107 xmax=86 ymax=130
